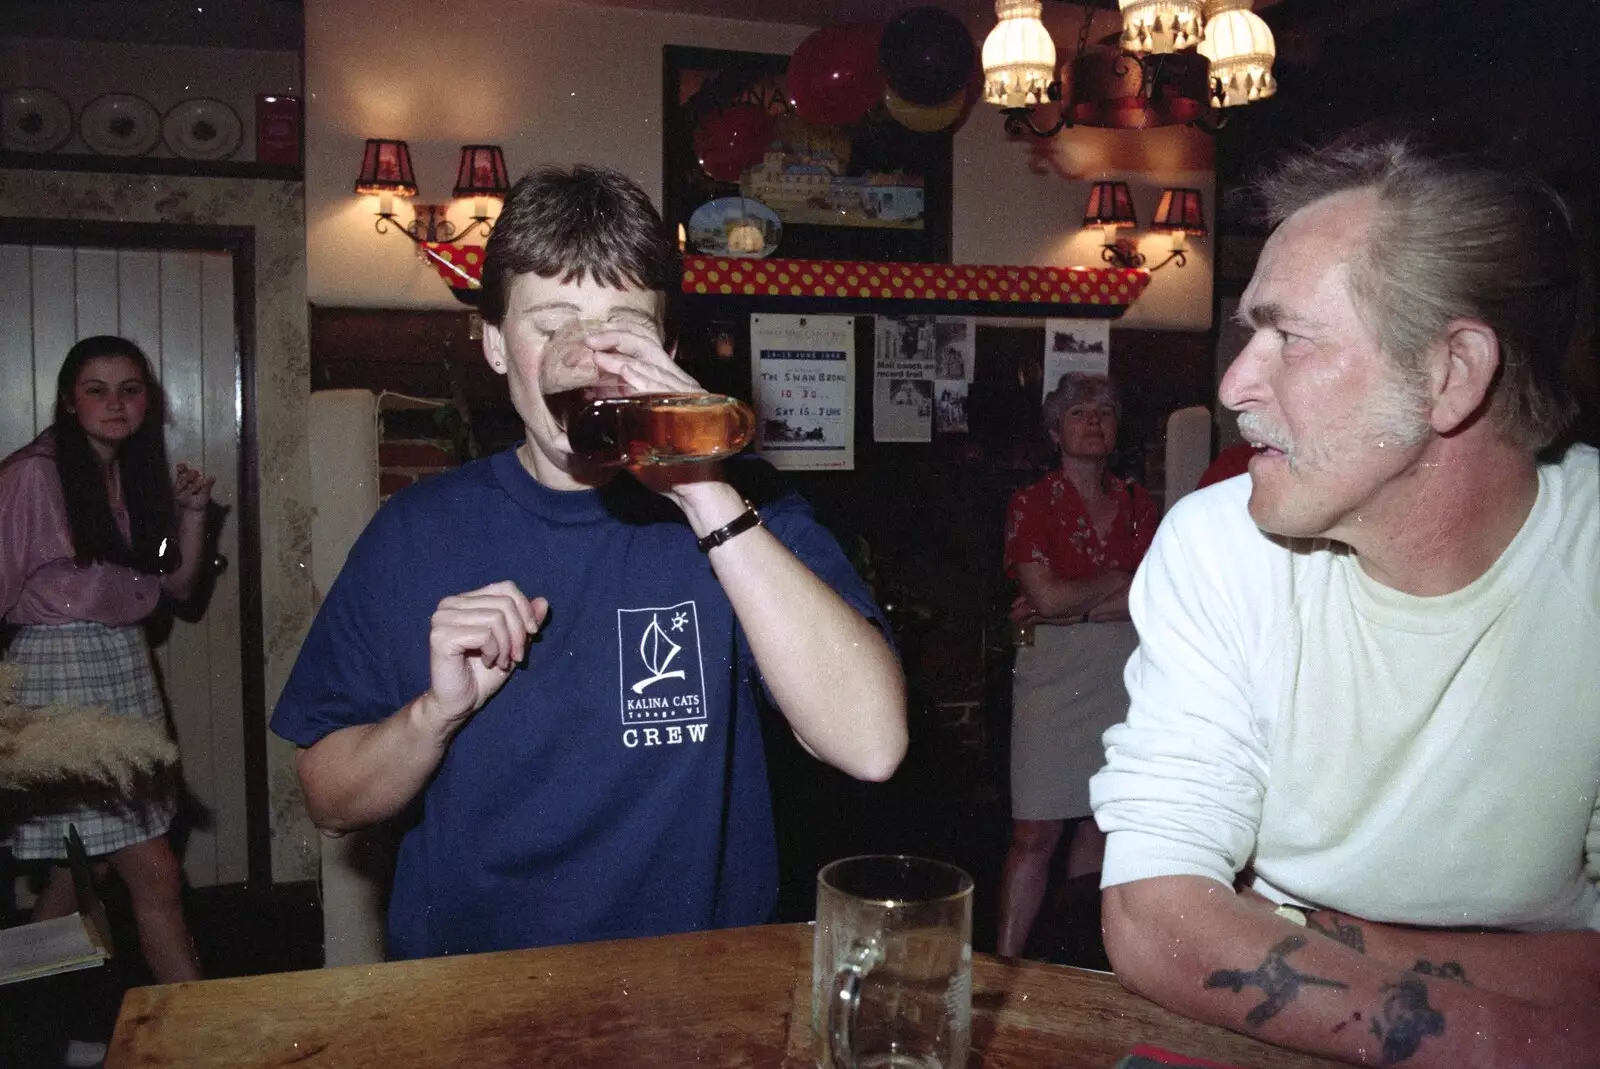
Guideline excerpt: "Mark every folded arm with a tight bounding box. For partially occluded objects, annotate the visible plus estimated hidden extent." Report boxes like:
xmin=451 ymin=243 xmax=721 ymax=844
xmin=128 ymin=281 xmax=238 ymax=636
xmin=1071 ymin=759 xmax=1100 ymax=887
xmin=1014 ymin=560 xmax=1131 ymax=621
xmin=1104 ymin=876 xmax=1600 ymax=1068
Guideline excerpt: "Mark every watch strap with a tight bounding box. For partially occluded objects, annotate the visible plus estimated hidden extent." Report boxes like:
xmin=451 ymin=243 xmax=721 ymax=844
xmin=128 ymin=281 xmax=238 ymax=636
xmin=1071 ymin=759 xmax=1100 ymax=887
xmin=696 ymin=503 xmax=761 ymax=553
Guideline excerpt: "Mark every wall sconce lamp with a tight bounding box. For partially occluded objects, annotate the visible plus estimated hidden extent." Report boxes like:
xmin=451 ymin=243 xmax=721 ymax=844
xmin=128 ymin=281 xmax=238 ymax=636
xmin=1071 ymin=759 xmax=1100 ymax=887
xmin=452 ymin=144 xmax=512 ymax=240
xmin=354 ymin=139 xmax=510 ymax=244
xmin=1083 ymin=182 xmax=1205 ymax=271
xmin=1148 ymin=186 xmax=1207 ymax=270
xmin=1083 ymin=180 xmax=1142 ymax=268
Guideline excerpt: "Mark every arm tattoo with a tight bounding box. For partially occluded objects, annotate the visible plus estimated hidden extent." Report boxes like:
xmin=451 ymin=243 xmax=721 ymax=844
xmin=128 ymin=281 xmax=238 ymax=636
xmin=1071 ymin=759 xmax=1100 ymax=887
xmin=1203 ymin=935 xmax=1349 ymax=1027
xmin=1369 ymin=978 xmax=1445 ymax=1064
xmin=1307 ymin=913 xmax=1366 ymax=954
xmin=1410 ymin=960 xmax=1469 ymax=984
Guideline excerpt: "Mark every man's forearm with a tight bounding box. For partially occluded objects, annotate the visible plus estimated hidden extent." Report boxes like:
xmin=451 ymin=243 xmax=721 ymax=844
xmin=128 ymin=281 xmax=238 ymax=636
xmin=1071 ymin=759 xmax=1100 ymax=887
xmin=1104 ymin=877 xmax=1598 ymax=1068
xmin=1301 ymin=907 xmax=1600 ymax=1018
xmin=295 ymin=696 xmax=455 ymax=834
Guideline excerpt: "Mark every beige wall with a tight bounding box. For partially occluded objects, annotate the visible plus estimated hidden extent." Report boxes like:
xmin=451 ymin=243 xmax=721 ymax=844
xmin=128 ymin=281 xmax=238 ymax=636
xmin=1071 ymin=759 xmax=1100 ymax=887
xmin=306 ymin=0 xmax=1213 ymax=329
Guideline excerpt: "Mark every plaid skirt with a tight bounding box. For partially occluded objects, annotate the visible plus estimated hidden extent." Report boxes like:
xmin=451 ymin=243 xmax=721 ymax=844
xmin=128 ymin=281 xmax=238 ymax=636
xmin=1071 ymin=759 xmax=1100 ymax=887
xmin=4 ymin=621 xmax=178 ymax=859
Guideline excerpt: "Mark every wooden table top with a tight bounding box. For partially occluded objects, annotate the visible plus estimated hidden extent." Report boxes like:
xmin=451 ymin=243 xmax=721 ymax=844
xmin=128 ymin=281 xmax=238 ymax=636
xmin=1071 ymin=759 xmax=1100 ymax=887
xmin=107 ymin=923 xmax=1344 ymax=1068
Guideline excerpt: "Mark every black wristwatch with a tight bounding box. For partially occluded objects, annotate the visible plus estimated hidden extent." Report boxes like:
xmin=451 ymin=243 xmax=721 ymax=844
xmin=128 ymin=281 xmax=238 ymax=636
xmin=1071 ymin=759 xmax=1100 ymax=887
xmin=696 ymin=503 xmax=762 ymax=553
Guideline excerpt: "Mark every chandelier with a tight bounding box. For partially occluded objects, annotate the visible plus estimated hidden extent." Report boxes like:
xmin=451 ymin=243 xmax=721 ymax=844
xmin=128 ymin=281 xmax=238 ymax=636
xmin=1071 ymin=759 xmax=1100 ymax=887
xmin=980 ymin=0 xmax=1278 ymax=137
xmin=982 ymin=0 xmax=1058 ymax=109
xmin=1198 ymin=0 xmax=1277 ymax=107
xmin=1118 ymin=0 xmax=1205 ymax=54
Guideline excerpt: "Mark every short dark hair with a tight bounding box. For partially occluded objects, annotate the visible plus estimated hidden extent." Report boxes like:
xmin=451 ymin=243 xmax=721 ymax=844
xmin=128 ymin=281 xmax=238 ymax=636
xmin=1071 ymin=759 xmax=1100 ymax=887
xmin=1255 ymin=137 xmax=1583 ymax=451
xmin=52 ymin=335 xmax=177 ymax=571
xmin=479 ymin=164 xmax=679 ymax=325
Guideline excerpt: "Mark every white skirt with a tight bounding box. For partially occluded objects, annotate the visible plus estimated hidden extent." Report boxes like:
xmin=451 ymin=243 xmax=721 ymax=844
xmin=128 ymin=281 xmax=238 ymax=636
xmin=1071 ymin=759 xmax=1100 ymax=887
xmin=1009 ymin=620 xmax=1139 ymax=821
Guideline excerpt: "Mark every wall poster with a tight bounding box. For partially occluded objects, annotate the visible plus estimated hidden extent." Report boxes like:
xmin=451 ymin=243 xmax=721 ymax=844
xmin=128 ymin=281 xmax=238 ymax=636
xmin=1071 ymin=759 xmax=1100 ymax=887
xmin=1041 ymin=318 xmax=1112 ymax=400
xmin=933 ymin=316 xmax=973 ymax=433
xmin=873 ymin=315 xmax=935 ymax=443
xmin=750 ymin=313 xmax=855 ymax=471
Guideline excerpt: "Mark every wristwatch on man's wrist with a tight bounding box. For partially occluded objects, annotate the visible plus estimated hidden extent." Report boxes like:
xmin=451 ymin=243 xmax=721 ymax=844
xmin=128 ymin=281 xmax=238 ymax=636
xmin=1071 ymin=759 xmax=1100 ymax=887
xmin=1273 ymin=904 xmax=1309 ymax=926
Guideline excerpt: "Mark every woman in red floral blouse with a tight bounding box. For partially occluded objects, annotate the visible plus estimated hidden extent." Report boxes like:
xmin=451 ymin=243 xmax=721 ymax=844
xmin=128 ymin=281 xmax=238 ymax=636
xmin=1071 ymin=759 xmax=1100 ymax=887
xmin=996 ymin=372 xmax=1157 ymax=959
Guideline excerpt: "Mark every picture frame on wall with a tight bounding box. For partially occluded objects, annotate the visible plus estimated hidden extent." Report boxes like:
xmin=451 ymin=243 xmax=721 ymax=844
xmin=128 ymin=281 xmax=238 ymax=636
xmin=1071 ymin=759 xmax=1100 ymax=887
xmin=662 ymin=45 xmax=953 ymax=266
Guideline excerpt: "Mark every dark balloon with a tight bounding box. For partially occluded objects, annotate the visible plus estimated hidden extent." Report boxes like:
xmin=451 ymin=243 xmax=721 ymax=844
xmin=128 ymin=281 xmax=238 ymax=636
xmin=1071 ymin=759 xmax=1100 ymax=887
xmin=692 ymin=105 xmax=776 ymax=183
xmin=883 ymin=87 xmax=964 ymax=132
xmin=786 ymin=22 xmax=886 ymax=128
xmin=878 ymin=6 xmax=977 ymax=107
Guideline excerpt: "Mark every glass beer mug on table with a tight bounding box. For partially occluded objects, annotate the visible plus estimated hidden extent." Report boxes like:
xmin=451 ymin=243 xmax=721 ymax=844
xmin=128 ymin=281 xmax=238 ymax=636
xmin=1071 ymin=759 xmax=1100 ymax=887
xmin=543 ymin=319 xmax=755 ymax=466
xmin=812 ymin=855 xmax=974 ymax=1069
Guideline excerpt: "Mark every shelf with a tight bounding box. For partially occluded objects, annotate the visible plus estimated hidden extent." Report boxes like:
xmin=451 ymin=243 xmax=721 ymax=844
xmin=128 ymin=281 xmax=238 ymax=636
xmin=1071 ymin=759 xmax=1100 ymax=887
xmin=0 ymin=151 xmax=301 ymax=183
xmin=681 ymin=256 xmax=1150 ymax=318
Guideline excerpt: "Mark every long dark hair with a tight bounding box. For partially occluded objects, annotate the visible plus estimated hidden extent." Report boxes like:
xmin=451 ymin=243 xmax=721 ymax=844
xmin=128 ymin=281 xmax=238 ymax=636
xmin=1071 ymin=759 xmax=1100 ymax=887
xmin=51 ymin=335 xmax=177 ymax=572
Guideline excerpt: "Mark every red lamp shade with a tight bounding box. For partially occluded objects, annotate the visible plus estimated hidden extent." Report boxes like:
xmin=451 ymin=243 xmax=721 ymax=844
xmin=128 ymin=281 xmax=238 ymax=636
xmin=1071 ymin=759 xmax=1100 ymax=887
xmin=453 ymin=144 xmax=510 ymax=200
xmin=1152 ymin=187 xmax=1207 ymax=235
xmin=1084 ymin=180 xmax=1138 ymax=229
xmin=1067 ymin=46 xmax=1210 ymax=129
xmin=353 ymin=138 xmax=418 ymax=197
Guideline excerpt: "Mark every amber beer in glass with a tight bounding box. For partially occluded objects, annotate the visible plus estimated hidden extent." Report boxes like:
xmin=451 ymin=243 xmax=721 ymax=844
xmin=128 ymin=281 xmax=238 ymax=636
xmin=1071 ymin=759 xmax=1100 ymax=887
xmin=567 ymin=393 xmax=756 ymax=467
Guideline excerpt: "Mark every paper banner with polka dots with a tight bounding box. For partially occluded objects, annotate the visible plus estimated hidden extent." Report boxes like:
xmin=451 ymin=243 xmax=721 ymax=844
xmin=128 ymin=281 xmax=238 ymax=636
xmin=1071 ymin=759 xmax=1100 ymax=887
xmin=422 ymin=242 xmax=485 ymax=291
xmin=681 ymin=257 xmax=1150 ymax=306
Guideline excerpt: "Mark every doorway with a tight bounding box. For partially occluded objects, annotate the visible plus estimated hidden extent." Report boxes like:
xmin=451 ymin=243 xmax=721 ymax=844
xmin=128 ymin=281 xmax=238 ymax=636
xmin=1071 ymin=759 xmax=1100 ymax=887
xmin=1 ymin=237 xmax=259 ymax=889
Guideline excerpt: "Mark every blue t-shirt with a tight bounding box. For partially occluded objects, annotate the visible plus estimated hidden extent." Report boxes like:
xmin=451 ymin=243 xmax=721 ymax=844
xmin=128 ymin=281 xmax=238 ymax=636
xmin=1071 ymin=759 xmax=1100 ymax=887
xmin=271 ymin=449 xmax=884 ymax=959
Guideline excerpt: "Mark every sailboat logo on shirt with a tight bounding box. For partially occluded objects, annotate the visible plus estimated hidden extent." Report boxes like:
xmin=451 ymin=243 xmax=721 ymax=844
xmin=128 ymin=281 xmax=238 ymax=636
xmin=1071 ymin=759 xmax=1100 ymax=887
xmin=616 ymin=601 xmax=709 ymax=746
xmin=633 ymin=614 xmax=686 ymax=693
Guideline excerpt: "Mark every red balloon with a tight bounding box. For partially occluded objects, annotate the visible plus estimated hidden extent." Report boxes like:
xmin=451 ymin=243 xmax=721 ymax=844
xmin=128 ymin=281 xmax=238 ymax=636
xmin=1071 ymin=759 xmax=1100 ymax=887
xmin=693 ymin=105 xmax=776 ymax=183
xmin=786 ymin=22 xmax=886 ymax=128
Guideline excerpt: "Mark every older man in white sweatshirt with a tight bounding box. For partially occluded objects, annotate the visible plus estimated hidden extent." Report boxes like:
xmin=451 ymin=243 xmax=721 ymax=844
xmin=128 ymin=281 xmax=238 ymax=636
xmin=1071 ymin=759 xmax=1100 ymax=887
xmin=1090 ymin=139 xmax=1599 ymax=1068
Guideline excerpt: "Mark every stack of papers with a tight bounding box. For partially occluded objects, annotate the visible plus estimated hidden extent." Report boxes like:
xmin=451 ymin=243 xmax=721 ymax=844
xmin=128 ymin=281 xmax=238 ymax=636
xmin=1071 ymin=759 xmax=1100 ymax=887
xmin=0 ymin=913 xmax=110 ymax=987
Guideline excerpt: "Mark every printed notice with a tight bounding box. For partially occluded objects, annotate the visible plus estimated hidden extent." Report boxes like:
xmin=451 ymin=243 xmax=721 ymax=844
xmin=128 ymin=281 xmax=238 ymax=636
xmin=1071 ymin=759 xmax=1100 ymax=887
xmin=873 ymin=315 xmax=935 ymax=443
xmin=751 ymin=314 xmax=855 ymax=471
xmin=933 ymin=316 xmax=974 ymax=433
xmin=1042 ymin=318 xmax=1111 ymax=399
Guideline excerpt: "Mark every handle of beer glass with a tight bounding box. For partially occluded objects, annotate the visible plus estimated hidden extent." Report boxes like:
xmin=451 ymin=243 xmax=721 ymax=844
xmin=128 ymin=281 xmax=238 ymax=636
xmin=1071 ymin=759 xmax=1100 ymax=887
xmin=828 ymin=936 xmax=882 ymax=1069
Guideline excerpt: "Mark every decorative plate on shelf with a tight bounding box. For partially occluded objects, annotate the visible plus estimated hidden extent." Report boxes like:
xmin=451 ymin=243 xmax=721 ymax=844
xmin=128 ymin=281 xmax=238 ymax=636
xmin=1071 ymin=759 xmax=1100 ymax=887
xmin=2 ymin=87 xmax=73 ymax=153
xmin=162 ymin=97 xmax=242 ymax=161
xmin=79 ymin=93 xmax=160 ymax=156
xmin=686 ymin=197 xmax=782 ymax=259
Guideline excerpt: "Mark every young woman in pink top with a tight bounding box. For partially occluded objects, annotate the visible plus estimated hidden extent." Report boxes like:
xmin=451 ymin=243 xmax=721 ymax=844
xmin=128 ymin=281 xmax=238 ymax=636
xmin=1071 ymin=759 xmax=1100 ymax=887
xmin=1 ymin=335 xmax=214 ymax=983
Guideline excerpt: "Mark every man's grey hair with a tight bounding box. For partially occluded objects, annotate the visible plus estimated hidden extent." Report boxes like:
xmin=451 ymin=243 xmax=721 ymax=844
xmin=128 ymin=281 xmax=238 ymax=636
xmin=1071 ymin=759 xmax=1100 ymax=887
xmin=1043 ymin=372 xmax=1121 ymax=433
xmin=1255 ymin=137 xmax=1582 ymax=451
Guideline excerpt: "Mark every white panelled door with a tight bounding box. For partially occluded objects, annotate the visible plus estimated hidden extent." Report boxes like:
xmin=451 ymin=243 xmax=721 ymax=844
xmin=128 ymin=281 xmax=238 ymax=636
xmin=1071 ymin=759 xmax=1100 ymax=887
xmin=0 ymin=243 xmax=247 ymax=888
